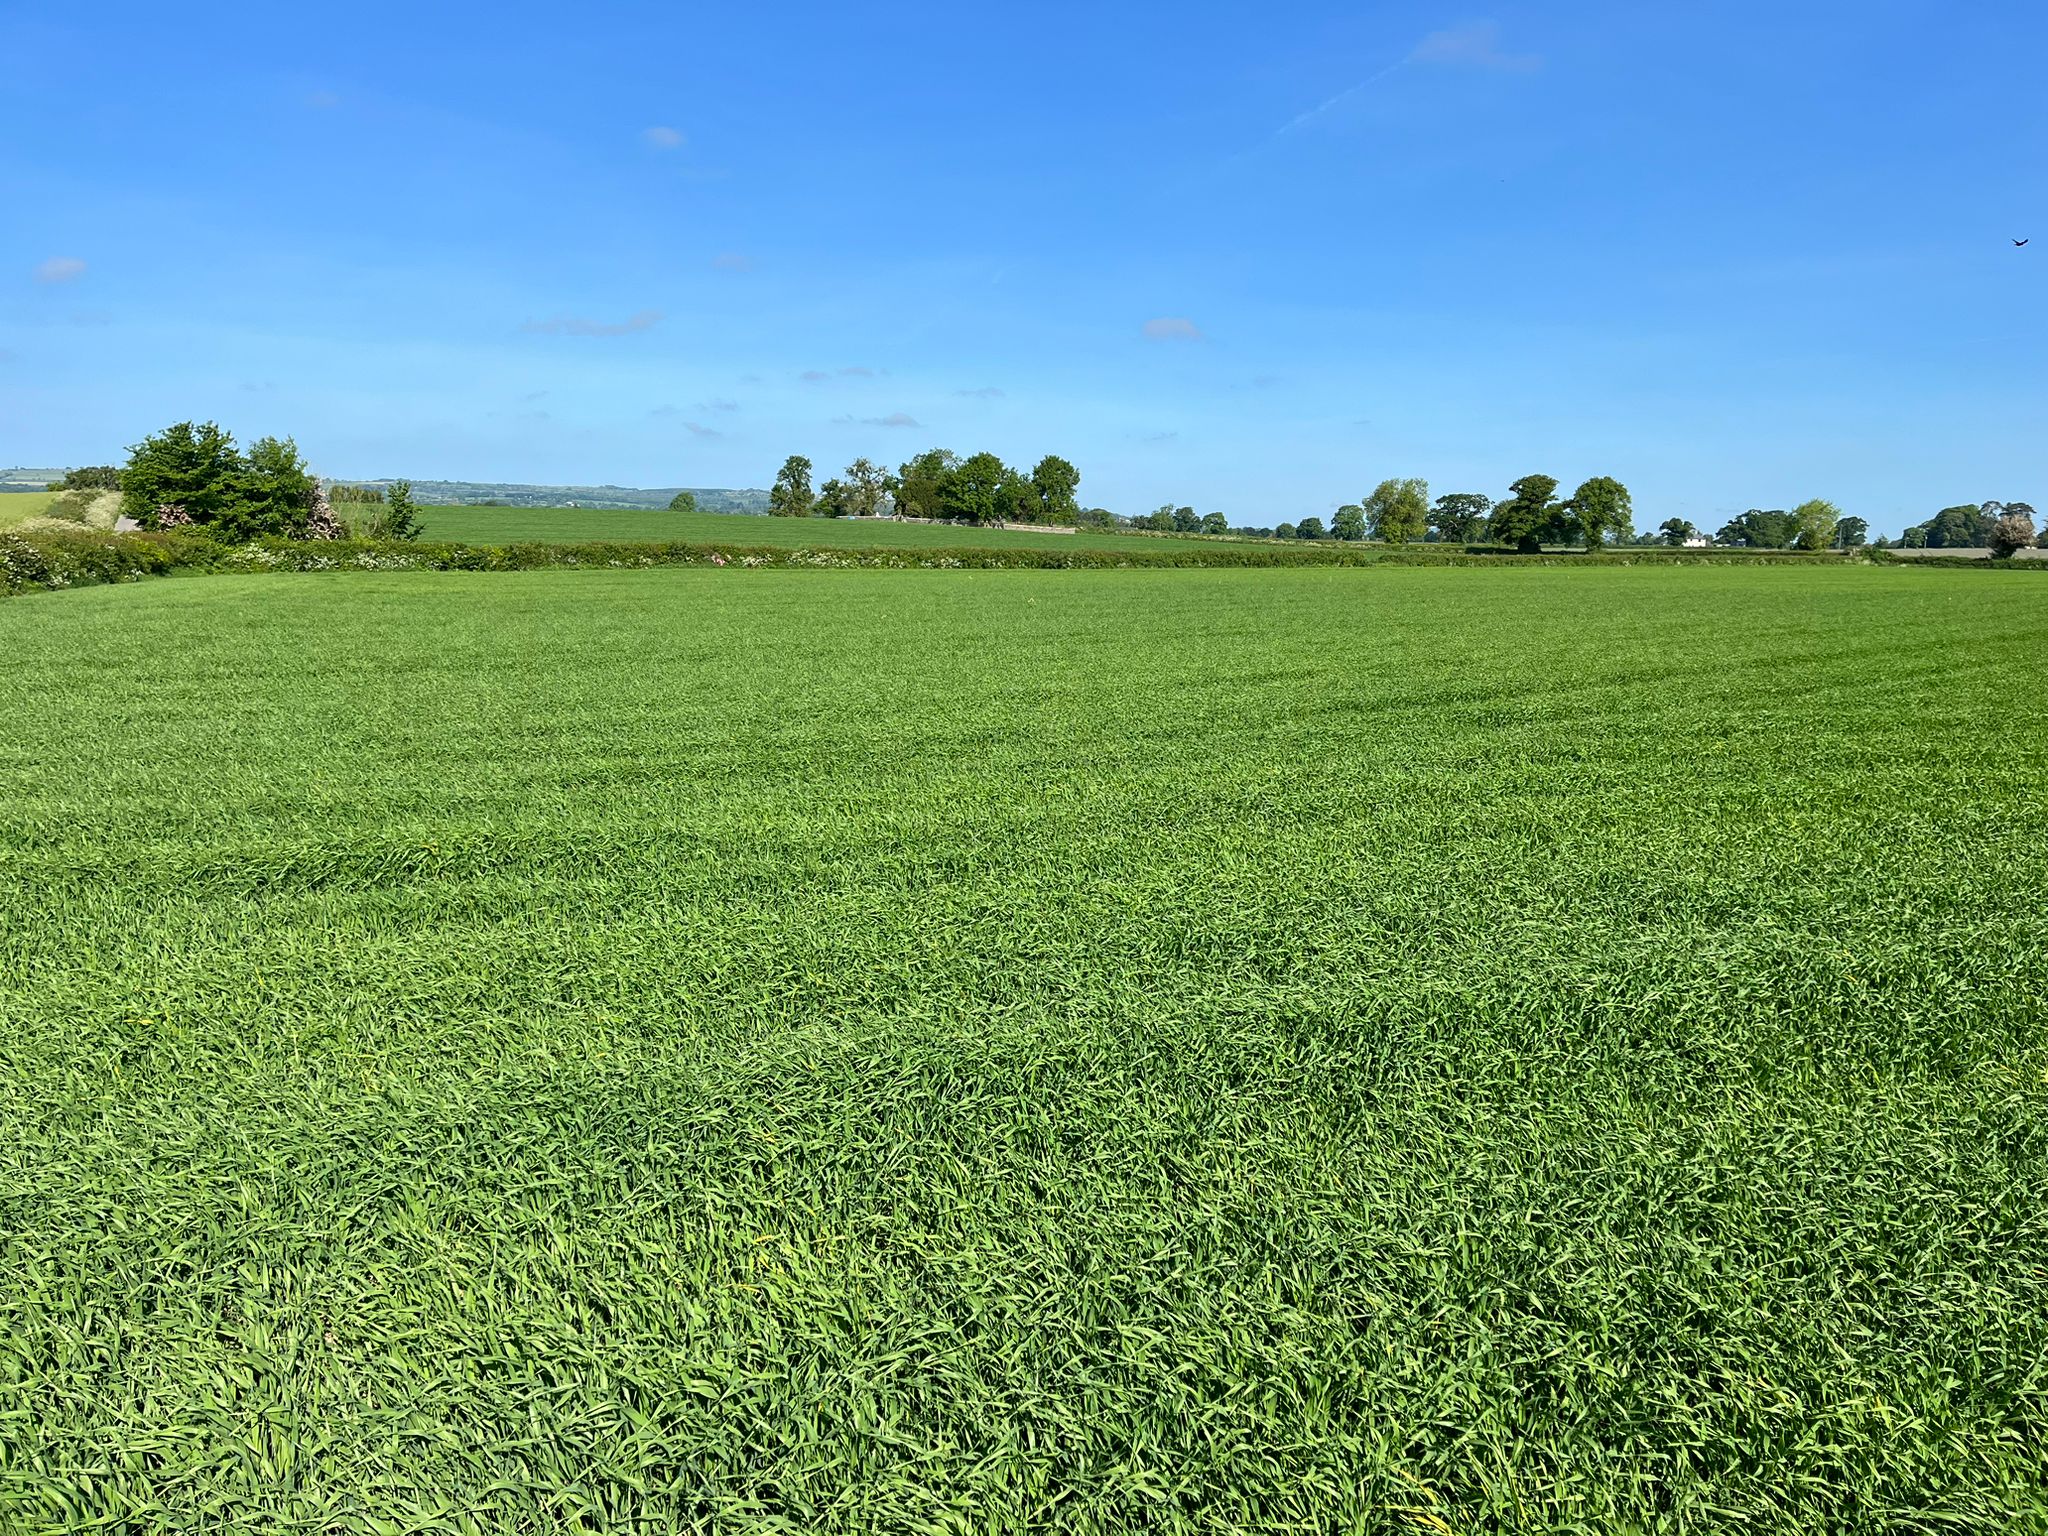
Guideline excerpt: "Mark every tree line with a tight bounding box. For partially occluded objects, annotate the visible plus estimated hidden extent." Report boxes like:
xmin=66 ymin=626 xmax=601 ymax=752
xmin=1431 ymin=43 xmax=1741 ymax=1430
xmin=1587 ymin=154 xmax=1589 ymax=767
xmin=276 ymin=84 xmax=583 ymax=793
xmin=756 ymin=450 xmax=1084 ymax=524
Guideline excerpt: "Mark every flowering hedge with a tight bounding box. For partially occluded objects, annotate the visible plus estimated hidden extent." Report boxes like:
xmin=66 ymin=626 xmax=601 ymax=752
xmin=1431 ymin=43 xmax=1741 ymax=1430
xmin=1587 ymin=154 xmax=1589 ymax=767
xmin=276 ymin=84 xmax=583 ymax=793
xmin=4 ymin=528 xmax=1878 ymax=598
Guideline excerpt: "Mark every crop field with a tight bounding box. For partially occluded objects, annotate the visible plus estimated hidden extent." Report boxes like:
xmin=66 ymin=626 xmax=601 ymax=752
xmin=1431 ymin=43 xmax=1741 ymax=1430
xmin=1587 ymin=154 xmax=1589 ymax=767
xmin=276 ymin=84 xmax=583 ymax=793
xmin=2 ymin=564 xmax=2045 ymax=1531
xmin=0 ymin=491 xmax=62 ymax=528
xmin=415 ymin=503 xmax=1188 ymax=551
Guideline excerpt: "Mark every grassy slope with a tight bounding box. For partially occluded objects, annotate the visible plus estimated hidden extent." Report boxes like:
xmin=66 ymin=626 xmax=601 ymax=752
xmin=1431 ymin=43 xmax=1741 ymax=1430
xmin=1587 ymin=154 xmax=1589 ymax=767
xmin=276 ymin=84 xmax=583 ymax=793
xmin=0 ymin=491 xmax=61 ymax=527
xmin=2 ymin=566 xmax=2044 ymax=1530
xmin=416 ymin=502 xmax=1195 ymax=551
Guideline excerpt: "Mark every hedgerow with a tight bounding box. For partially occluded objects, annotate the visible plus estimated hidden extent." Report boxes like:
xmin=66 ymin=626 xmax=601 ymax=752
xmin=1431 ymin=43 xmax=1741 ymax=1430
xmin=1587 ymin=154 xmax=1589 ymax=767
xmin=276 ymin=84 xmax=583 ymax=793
xmin=2 ymin=529 xmax=1878 ymax=598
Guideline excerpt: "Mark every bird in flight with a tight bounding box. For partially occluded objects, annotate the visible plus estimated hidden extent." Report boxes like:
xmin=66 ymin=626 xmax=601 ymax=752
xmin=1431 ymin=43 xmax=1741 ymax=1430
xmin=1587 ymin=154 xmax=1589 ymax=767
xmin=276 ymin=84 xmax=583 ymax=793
xmin=2017 ymin=238 xmax=2031 ymax=247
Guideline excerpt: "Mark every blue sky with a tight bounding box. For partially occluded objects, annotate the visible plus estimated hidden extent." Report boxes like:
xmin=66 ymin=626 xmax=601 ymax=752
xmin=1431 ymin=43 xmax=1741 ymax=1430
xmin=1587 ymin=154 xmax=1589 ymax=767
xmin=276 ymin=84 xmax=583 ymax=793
xmin=2 ymin=1 xmax=2041 ymax=532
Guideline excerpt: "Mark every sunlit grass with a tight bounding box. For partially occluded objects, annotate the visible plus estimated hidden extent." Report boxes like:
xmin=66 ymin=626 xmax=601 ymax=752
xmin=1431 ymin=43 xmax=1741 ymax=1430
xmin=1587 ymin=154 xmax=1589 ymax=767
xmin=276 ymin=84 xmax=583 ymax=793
xmin=1 ymin=564 xmax=2043 ymax=1530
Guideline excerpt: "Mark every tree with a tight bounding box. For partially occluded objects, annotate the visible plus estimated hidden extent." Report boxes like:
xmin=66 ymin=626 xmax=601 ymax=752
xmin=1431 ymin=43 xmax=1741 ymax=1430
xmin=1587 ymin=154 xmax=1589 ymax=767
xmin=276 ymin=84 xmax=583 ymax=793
xmin=894 ymin=449 xmax=959 ymax=519
xmin=1331 ymin=504 xmax=1366 ymax=541
xmin=1902 ymin=504 xmax=1992 ymax=548
xmin=1489 ymin=474 xmax=1559 ymax=553
xmin=941 ymin=451 xmax=1009 ymax=523
xmin=377 ymin=482 xmax=416 ymax=539
xmin=1142 ymin=505 xmax=1175 ymax=531
xmin=1296 ymin=515 xmax=1327 ymax=540
xmin=1834 ymin=515 xmax=1869 ymax=549
xmin=48 ymin=465 xmax=122 ymax=491
xmin=814 ymin=477 xmax=851 ymax=517
xmin=240 ymin=436 xmax=317 ymax=539
xmin=1715 ymin=509 xmax=1797 ymax=548
xmin=1363 ymin=478 xmax=1429 ymax=544
xmin=1791 ymin=498 xmax=1841 ymax=552
xmin=1199 ymin=511 xmax=1227 ymax=535
xmin=668 ymin=490 xmax=700 ymax=513
xmin=1429 ymin=493 xmax=1491 ymax=545
xmin=1077 ymin=506 xmax=1115 ymax=531
xmin=1986 ymin=501 xmax=2037 ymax=559
xmin=1658 ymin=517 xmax=1698 ymax=546
xmin=1571 ymin=476 xmax=1634 ymax=550
xmin=1274 ymin=522 xmax=1296 ymax=541
xmin=843 ymin=458 xmax=891 ymax=518
xmin=1171 ymin=506 xmax=1200 ymax=534
xmin=769 ymin=455 xmax=814 ymax=517
xmin=121 ymin=420 xmax=247 ymax=532
xmin=1028 ymin=455 xmax=1081 ymax=525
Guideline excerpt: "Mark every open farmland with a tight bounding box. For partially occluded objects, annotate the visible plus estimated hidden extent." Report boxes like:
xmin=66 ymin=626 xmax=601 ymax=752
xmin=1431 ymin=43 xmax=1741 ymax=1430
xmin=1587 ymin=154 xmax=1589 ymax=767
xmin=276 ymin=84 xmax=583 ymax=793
xmin=0 ymin=491 xmax=63 ymax=528
xmin=415 ymin=502 xmax=1194 ymax=552
xmin=2 ymin=564 xmax=2045 ymax=1530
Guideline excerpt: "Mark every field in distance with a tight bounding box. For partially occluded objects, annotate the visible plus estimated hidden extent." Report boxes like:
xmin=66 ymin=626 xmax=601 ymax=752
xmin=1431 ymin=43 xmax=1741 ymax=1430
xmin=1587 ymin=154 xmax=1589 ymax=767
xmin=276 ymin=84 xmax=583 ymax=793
xmin=0 ymin=491 xmax=63 ymax=527
xmin=3 ymin=564 xmax=2043 ymax=1529
xmin=415 ymin=502 xmax=1194 ymax=550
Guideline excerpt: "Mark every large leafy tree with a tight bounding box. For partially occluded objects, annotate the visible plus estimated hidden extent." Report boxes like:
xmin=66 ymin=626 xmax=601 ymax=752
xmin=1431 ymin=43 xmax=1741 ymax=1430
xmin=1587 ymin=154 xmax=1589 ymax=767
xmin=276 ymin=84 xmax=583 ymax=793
xmin=894 ymin=449 xmax=959 ymax=520
xmin=1488 ymin=474 xmax=1559 ymax=553
xmin=1199 ymin=511 xmax=1227 ymax=535
xmin=236 ymin=436 xmax=317 ymax=541
xmin=814 ymin=477 xmax=851 ymax=517
xmin=1791 ymin=498 xmax=1841 ymax=552
xmin=769 ymin=455 xmax=815 ymax=517
xmin=121 ymin=421 xmax=248 ymax=531
xmin=1985 ymin=501 xmax=2037 ymax=558
xmin=1429 ymin=493 xmax=1491 ymax=545
xmin=1363 ymin=478 xmax=1429 ymax=544
xmin=1296 ymin=515 xmax=1327 ymax=541
xmin=1715 ymin=509 xmax=1798 ymax=548
xmin=1902 ymin=504 xmax=1992 ymax=548
xmin=1331 ymin=504 xmax=1366 ymax=541
xmin=1028 ymin=455 xmax=1081 ymax=525
xmin=1571 ymin=476 xmax=1634 ymax=550
xmin=668 ymin=490 xmax=699 ymax=513
xmin=941 ymin=452 xmax=1009 ymax=523
xmin=842 ymin=458 xmax=892 ymax=518
xmin=1834 ymin=516 xmax=1869 ymax=549
xmin=1658 ymin=518 xmax=1698 ymax=546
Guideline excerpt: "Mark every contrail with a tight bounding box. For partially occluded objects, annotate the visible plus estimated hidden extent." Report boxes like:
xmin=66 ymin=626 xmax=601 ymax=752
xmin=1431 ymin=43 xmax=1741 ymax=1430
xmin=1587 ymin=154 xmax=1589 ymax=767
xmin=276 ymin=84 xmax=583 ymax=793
xmin=1272 ymin=56 xmax=1411 ymax=139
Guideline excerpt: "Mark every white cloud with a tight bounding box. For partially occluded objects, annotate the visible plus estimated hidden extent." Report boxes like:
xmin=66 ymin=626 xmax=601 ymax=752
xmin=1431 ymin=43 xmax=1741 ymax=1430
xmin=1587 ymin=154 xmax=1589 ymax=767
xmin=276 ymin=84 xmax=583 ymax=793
xmin=644 ymin=126 xmax=685 ymax=149
xmin=837 ymin=412 xmax=920 ymax=428
xmin=521 ymin=310 xmax=662 ymax=337
xmin=1412 ymin=21 xmax=1541 ymax=72
xmin=1143 ymin=317 xmax=1203 ymax=341
xmin=34 ymin=257 xmax=86 ymax=284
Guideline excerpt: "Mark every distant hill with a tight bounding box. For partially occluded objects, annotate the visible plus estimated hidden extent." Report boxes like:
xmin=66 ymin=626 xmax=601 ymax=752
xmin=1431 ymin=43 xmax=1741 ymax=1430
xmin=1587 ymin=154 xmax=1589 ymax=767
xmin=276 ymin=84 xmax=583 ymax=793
xmin=1 ymin=468 xmax=67 ymax=491
xmin=332 ymin=480 xmax=770 ymax=513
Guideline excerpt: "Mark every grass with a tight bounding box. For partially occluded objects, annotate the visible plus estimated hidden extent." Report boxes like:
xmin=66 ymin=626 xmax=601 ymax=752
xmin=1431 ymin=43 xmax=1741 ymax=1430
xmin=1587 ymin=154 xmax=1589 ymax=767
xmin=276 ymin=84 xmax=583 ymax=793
xmin=416 ymin=503 xmax=1200 ymax=551
xmin=0 ymin=491 xmax=62 ymax=528
xmin=1 ymin=564 xmax=2044 ymax=1531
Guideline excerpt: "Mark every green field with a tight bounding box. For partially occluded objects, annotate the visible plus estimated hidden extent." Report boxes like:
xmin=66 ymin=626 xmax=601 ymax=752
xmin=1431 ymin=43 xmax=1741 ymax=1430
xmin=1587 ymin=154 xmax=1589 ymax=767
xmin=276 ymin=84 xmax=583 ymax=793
xmin=416 ymin=503 xmax=1191 ymax=551
xmin=3 ymin=565 xmax=2044 ymax=1530
xmin=0 ymin=491 xmax=62 ymax=528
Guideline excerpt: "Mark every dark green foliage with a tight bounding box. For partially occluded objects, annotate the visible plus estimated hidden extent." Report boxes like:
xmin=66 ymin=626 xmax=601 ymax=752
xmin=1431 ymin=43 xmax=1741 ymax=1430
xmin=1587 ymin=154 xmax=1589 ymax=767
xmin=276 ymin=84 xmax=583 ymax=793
xmin=1199 ymin=511 xmax=1227 ymax=536
xmin=46 ymin=465 xmax=123 ymax=491
xmin=1 ymin=566 xmax=2045 ymax=1530
xmin=1716 ymin=508 xmax=1799 ymax=548
xmin=813 ymin=477 xmax=851 ymax=517
xmin=1332 ymin=504 xmax=1366 ymax=541
xmin=1364 ymin=478 xmax=1429 ymax=544
xmin=940 ymin=452 xmax=1010 ymax=524
xmin=1571 ymin=476 xmax=1634 ymax=549
xmin=1029 ymin=455 xmax=1081 ymax=525
xmin=1659 ymin=517 xmax=1699 ymax=546
xmin=382 ymin=480 xmax=423 ymax=541
xmin=235 ymin=435 xmax=317 ymax=541
xmin=1836 ymin=515 xmax=1869 ymax=548
xmin=120 ymin=420 xmax=249 ymax=530
xmin=769 ymin=455 xmax=815 ymax=517
xmin=667 ymin=490 xmax=700 ymax=514
xmin=1295 ymin=515 xmax=1327 ymax=540
xmin=1489 ymin=474 xmax=1560 ymax=553
xmin=894 ymin=449 xmax=960 ymax=520
xmin=1429 ymin=492 xmax=1491 ymax=544
xmin=1902 ymin=504 xmax=1993 ymax=549
xmin=331 ymin=484 xmax=387 ymax=504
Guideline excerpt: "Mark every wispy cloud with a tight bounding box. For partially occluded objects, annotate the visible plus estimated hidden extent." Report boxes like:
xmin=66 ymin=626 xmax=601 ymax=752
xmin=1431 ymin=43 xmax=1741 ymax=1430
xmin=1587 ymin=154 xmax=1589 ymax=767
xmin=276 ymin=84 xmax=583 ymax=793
xmin=838 ymin=365 xmax=876 ymax=377
xmin=955 ymin=386 xmax=1005 ymax=399
xmin=644 ymin=125 xmax=685 ymax=149
xmin=711 ymin=251 xmax=754 ymax=273
xmin=836 ymin=412 xmax=920 ymax=428
xmin=684 ymin=421 xmax=723 ymax=439
xmin=34 ymin=256 xmax=86 ymax=284
xmin=1412 ymin=21 xmax=1541 ymax=72
xmin=800 ymin=370 xmax=832 ymax=383
xmin=1132 ymin=430 xmax=1180 ymax=443
xmin=521 ymin=309 xmax=662 ymax=337
xmin=1143 ymin=317 xmax=1203 ymax=341
xmin=700 ymin=398 xmax=740 ymax=412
